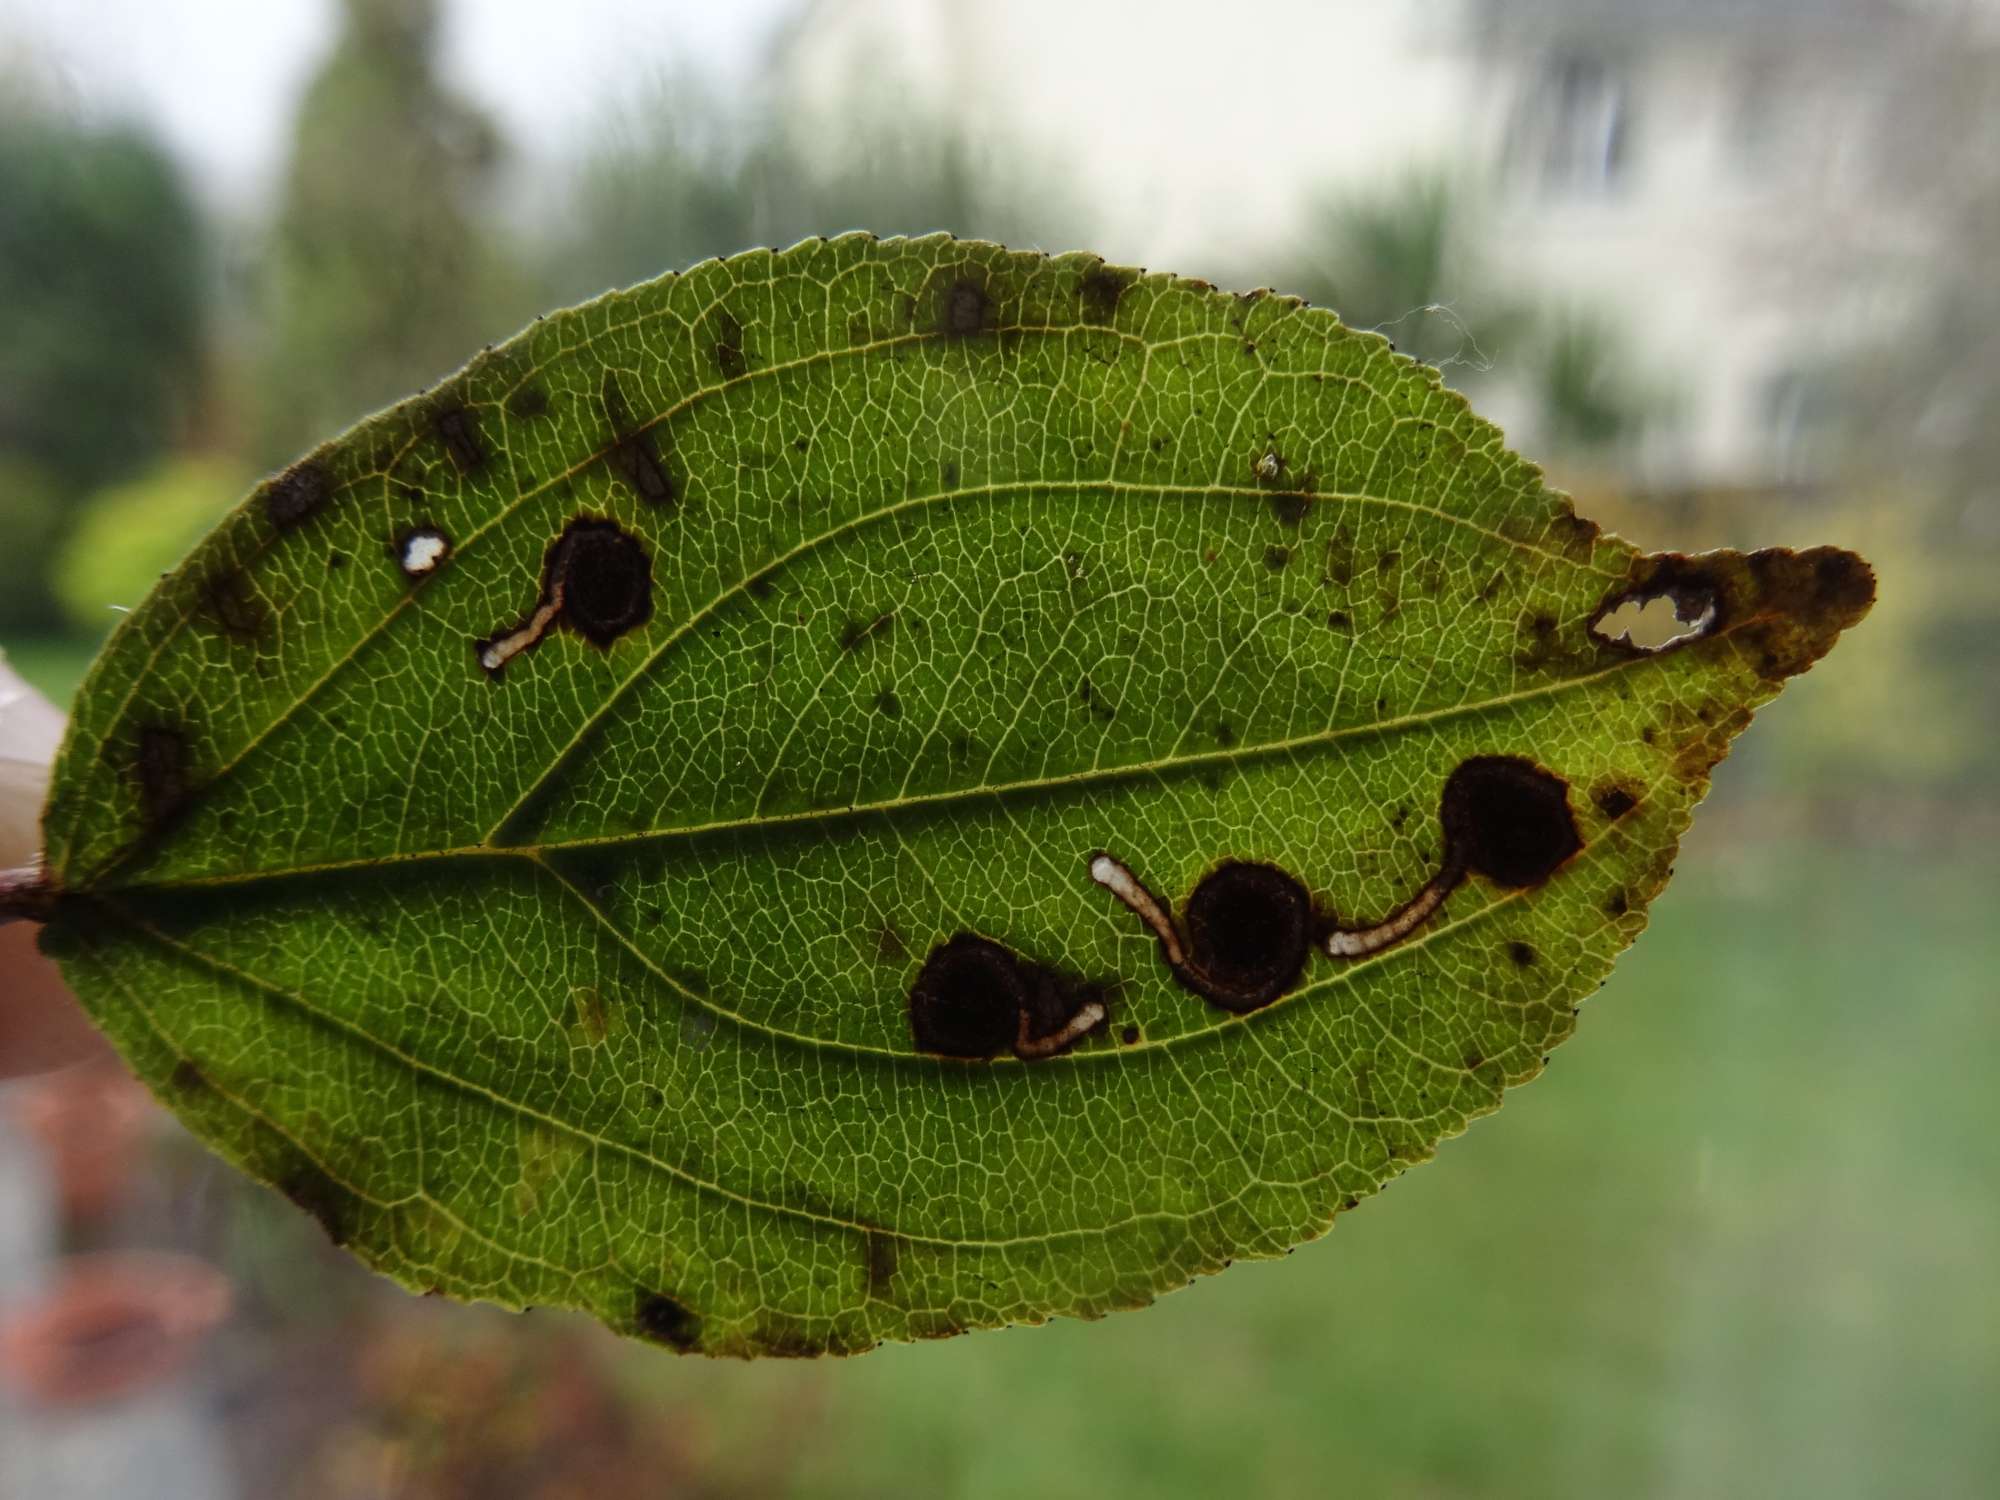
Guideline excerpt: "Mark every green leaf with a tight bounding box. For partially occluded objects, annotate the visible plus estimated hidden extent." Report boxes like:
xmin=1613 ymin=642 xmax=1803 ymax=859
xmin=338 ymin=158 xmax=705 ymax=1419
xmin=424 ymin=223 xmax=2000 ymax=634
xmin=28 ymin=235 xmax=1872 ymax=1357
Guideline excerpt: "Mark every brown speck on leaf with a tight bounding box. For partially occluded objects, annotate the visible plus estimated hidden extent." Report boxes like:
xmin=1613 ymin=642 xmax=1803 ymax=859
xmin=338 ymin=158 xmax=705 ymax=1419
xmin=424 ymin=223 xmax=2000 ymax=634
xmin=634 ymin=1291 xmax=701 ymax=1351
xmin=1080 ymin=265 xmax=1130 ymax=321
xmin=712 ymin=308 xmax=748 ymax=380
xmin=1268 ymin=490 xmax=1311 ymax=527
xmin=940 ymin=276 xmax=992 ymax=338
xmin=1593 ymin=783 xmax=1639 ymax=821
xmin=134 ymin=725 xmax=192 ymax=827
xmin=609 ymin=432 xmax=673 ymax=505
xmin=840 ymin=612 xmax=894 ymax=653
xmin=280 ymin=1163 xmax=353 ymax=1248
xmin=434 ymin=406 xmax=484 ymax=471
xmin=200 ymin=568 xmax=266 ymax=641
xmin=170 ymin=1059 xmax=208 ymax=1093
xmin=264 ymin=461 xmax=331 ymax=531
xmin=863 ymin=1231 xmax=897 ymax=1297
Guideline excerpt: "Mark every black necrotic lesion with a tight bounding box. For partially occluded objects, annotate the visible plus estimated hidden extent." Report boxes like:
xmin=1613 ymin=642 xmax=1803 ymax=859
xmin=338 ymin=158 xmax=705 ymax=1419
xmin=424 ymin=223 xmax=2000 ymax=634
xmin=473 ymin=518 xmax=653 ymax=674
xmin=906 ymin=934 xmax=1106 ymax=1060
xmin=1093 ymin=756 xmax=1584 ymax=1010
xmin=1178 ymin=862 xmax=1313 ymax=1012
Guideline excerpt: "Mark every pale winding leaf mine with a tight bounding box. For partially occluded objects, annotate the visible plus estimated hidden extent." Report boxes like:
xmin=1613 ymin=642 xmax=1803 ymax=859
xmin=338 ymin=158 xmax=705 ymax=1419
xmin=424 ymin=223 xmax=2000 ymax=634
xmin=33 ymin=236 xmax=1871 ymax=1357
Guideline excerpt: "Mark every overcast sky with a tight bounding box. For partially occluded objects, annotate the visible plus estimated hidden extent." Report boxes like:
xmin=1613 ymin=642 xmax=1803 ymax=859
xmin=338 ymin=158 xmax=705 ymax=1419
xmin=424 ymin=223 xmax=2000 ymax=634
xmin=0 ymin=0 xmax=797 ymax=209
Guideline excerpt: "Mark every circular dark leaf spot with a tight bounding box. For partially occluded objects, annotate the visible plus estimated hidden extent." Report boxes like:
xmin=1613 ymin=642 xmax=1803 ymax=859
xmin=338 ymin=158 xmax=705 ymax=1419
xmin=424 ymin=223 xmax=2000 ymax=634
xmin=554 ymin=519 xmax=653 ymax=644
xmin=1182 ymin=861 xmax=1312 ymax=1013
xmin=942 ymin=278 xmax=992 ymax=337
xmin=909 ymin=934 xmax=1028 ymax=1058
xmin=1441 ymin=756 xmax=1582 ymax=888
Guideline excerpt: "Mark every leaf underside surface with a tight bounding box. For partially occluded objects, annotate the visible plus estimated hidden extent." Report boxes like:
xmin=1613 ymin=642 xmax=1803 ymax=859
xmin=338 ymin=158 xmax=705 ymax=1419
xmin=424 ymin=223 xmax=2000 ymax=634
xmin=35 ymin=235 xmax=1872 ymax=1357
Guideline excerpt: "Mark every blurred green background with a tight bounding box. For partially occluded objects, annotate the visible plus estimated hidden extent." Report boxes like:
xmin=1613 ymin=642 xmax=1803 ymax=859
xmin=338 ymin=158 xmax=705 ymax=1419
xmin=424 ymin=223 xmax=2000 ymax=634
xmin=1 ymin=1 xmax=1994 ymax=1496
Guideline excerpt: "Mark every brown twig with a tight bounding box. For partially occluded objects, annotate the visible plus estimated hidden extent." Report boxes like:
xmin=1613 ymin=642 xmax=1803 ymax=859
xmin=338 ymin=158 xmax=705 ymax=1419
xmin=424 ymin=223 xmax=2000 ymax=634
xmin=0 ymin=865 xmax=56 ymax=927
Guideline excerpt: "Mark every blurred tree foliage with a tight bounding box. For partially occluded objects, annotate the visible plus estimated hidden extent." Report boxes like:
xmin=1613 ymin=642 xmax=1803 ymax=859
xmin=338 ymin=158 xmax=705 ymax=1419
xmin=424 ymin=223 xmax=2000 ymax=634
xmin=0 ymin=93 xmax=206 ymax=629
xmin=54 ymin=457 xmax=252 ymax=634
xmin=1277 ymin=172 xmax=1660 ymax=461
xmin=1284 ymin=174 xmax=1510 ymax=374
xmin=256 ymin=0 xmax=526 ymax=464
xmin=547 ymin=71 xmax=1087 ymax=307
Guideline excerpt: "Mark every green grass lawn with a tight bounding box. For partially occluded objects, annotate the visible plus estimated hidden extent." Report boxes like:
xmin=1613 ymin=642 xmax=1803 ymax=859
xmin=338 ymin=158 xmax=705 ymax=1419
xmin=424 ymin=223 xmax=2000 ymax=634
xmin=604 ymin=833 xmax=1996 ymax=1499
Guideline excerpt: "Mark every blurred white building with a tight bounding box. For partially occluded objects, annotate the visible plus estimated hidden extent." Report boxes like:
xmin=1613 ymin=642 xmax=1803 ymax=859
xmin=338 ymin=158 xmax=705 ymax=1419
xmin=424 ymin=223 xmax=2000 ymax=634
xmin=774 ymin=0 xmax=1982 ymax=490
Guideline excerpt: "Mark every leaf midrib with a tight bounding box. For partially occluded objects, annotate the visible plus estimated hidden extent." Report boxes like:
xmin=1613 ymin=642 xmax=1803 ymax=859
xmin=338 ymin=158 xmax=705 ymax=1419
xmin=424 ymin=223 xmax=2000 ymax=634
xmin=101 ymin=642 xmax=1650 ymax=893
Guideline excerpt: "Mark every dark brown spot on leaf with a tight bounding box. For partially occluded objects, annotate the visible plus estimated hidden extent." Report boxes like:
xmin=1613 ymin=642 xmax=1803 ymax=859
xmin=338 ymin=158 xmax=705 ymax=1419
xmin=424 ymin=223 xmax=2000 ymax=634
xmin=864 ymin=1231 xmax=897 ymax=1296
xmin=280 ymin=1163 xmax=353 ymax=1248
xmin=552 ymin=519 xmax=652 ymax=644
xmin=712 ymin=309 xmax=747 ymax=380
xmin=1508 ymin=941 xmax=1537 ymax=967
xmin=634 ymin=1291 xmax=701 ymax=1351
xmin=134 ymin=726 xmax=192 ymax=826
xmin=1441 ymin=756 xmax=1582 ymax=889
xmin=1077 ymin=675 xmax=1116 ymax=722
xmin=873 ymin=687 xmax=903 ymax=719
xmin=434 ymin=406 xmax=484 ymax=471
xmin=609 ymin=432 xmax=673 ymax=505
xmin=506 ymin=385 xmax=549 ymax=420
xmin=940 ymin=277 xmax=992 ymax=338
xmin=1264 ymin=544 xmax=1290 ymax=572
xmin=1594 ymin=783 xmax=1639 ymax=821
xmin=200 ymin=568 xmax=266 ymax=640
xmin=840 ymin=612 xmax=894 ymax=652
xmin=1323 ymin=526 xmax=1355 ymax=587
xmin=909 ymin=934 xmax=1101 ymax=1060
xmin=1080 ymin=265 xmax=1129 ymax=320
xmin=264 ymin=461 xmax=331 ymax=531
xmin=908 ymin=934 xmax=1027 ymax=1059
xmin=1179 ymin=861 xmax=1313 ymax=1013
xmin=475 ymin=518 xmax=653 ymax=675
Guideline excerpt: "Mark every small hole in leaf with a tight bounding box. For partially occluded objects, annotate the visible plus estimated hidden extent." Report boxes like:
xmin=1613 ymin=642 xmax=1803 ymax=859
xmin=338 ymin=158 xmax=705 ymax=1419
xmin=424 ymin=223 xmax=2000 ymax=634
xmin=396 ymin=527 xmax=451 ymax=578
xmin=1591 ymin=586 xmax=1718 ymax=652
